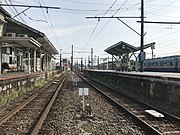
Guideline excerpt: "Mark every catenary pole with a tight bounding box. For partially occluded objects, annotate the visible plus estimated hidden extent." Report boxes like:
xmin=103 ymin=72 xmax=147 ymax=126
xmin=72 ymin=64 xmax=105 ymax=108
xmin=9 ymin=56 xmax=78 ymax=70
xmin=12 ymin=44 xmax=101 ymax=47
xmin=91 ymin=48 xmax=93 ymax=69
xmin=140 ymin=0 xmax=144 ymax=72
xmin=71 ymin=45 xmax=73 ymax=71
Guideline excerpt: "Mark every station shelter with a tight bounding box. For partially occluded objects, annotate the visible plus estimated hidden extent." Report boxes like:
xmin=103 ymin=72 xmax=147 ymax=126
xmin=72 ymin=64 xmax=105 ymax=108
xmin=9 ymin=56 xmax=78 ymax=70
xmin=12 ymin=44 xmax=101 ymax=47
xmin=104 ymin=41 xmax=155 ymax=71
xmin=0 ymin=7 xmax=58 ymax=74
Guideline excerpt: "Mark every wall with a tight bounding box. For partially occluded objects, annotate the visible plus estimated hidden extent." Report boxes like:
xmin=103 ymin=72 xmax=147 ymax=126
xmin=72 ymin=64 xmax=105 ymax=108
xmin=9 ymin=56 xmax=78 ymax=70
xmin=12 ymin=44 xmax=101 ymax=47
xmin=84 ymin=70 xmax=180 ymax=106
xmin=0 ymin=71 xmax=60 ymax=98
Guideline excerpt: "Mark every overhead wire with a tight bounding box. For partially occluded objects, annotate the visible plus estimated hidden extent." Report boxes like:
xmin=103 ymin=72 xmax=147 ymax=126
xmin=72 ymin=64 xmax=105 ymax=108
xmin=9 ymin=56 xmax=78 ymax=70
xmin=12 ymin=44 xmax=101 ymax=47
xmin=146 ymin=12 xmax=180 ymax=19
xmin=142 ymin=0 xmax=180 ymax=54
xmin=107 ymin=4 xmax=141 ymax=45
xmin=60 ymin=7 xmax=123 ymax=12
xmin=85 ymin=0 xmax=128 ymax=48
xmin=6 ymin=0 xmax=26 ymax=23
xmin=146 ymin=0 xmax=178 ymax=12
xmin=61 ymin=0 xmax=113 ymax=6
xmin=84 ymin=0 xmax=118 ymax=48
xmin=39 ymin=0 xmax=62 ymax=49
xmin=23 ymin=12 xmax=48 ymax=23
xmin=4 ymin=0 xmax=22 ymax=22
xmin=144 ymin=27 xmax=180 ymax=55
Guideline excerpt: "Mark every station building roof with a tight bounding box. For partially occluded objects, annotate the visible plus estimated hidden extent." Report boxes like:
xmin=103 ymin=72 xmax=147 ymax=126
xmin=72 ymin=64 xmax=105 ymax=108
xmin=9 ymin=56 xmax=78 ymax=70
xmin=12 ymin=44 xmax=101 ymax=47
xmin=104 ymin=41 xmax=155 ymax=56
xmin=2 ymin=18 xmax=58 ymax=54
xmin=0 ymin=36 xmax=41 ymax=49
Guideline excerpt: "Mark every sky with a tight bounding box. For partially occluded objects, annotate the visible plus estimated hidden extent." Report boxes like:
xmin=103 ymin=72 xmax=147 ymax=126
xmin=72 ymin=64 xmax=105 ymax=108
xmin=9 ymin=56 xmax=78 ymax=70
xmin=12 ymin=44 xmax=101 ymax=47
xmin=2 ymin=0 xmax=180 ymax=63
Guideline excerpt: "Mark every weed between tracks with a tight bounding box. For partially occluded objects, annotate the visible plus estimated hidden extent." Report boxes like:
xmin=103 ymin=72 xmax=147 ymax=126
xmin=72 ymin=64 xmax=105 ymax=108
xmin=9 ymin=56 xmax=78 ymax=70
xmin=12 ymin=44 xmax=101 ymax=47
xmin=0 ymin=73 xmax=62 ymax=106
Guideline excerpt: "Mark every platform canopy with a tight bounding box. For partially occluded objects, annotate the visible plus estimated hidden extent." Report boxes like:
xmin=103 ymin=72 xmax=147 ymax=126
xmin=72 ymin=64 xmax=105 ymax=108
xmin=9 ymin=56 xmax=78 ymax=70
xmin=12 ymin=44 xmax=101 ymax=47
xmin=5 ymin=18 xmax=59 ymax=54
xmin=105 ymin=41 xmax=155 ymax=56
xmin=0 ymin=37 xmax=41 ymax=49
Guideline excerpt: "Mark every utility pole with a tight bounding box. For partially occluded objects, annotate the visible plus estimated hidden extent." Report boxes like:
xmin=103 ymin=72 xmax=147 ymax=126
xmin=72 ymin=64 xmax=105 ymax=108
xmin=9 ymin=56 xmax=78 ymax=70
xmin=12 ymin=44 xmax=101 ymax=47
xmin=107 ymin=56 xmax=109 ymax=70
xmin=98 ymin=56 xmax=99 ymax=69
xmin=60 ymin=49 xmax=62 ymax=70
xmin=112 ymin=55 xmax=114 ymax=70
xmin=86 ymin=1 xmax=146 ymax=72
xmin=91 ymin=48 xmax=93 ymax=69
xmin=77 ymin=60 xmax=78 ymax=71
xmin=85 ymin=58 xmax=86 ymax=69
xmin=81 ymin=57 xmax=83 ymax=71
xmin=71 ymin=45 xmax=73 ymax=71
xmin=140 ymin=0 xmax=145 ymax=72
xmin=88 ymin=56 xmax=90 ymax=69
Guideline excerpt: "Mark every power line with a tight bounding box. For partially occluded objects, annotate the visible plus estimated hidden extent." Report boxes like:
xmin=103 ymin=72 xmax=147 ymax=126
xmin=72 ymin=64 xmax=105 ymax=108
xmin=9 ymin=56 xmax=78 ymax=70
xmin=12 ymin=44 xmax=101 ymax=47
xmin=4 ymin=0 xmax=24 ymax=22
xmin=146 ymin=12 xmax=180 ymax=19
xmin=84 ymin=0 xmax=119 ymax=48
xmin=0 ymin=3 xmax=60 ymax=9
xmin=10 ymin=0 xmax=27 ymax=23
xmin=85 ymin=0 xmax=128 ymax=48
xmin=137 ymin=21 xmax=180 ymax=24
xmin=23 ymin=12 xmax=48 ymax=23
xmin=39 ymin=0 xmax=62 ymax=49
xmin=61 ymin=0 xmax=118 ymax=6
xmin=60 ymin=7 xmax=122 ymax=12
xmin=146 ymin=0 xmax=178 ymax=12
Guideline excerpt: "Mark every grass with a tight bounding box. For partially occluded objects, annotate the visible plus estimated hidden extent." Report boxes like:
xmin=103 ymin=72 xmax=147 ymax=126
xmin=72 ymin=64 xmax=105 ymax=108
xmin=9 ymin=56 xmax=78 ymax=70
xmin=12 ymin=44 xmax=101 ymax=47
xmin=0 ymin=72 xmax=62 ymax=106
xmin=0 ymin=86 xmax=30 ymax=105
xmin=83 ymin=124 xmax=95 ymax=133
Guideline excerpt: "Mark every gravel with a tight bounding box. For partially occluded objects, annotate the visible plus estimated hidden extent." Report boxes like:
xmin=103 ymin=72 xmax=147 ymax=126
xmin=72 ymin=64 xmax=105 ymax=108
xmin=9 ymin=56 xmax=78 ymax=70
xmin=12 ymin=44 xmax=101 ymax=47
xmin=39 ymin=73 xmax=148 ymax=135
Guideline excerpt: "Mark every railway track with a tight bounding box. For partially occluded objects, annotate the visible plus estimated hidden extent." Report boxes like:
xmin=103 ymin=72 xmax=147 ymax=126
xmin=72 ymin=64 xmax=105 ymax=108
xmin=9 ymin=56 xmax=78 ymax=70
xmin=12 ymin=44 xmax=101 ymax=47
xmin=38 ymin=72 xmax=149 ymax=134
xmin=77 ymin=72 xmax=180 ymax=135
xmin=0 ymin=72 xmax=68 ymax=134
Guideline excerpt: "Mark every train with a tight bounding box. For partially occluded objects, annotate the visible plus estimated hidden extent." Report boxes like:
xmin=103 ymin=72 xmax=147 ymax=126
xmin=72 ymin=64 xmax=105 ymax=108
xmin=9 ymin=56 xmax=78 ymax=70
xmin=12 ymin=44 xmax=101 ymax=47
xmin=144 ymin=55 xmax=180 ymax=72
xmin=81 ymin=55 xmax=180 ymax=72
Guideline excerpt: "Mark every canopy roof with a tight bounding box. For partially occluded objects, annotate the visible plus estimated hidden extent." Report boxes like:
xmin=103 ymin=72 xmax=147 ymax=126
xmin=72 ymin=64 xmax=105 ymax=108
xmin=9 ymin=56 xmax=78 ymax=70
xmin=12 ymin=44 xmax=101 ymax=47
xmin=5 ymin=18 xmax=58 ymax=54
xmin=105 ymin=41 xmax=155 ymax=56
xmin=0 ymin=37 xmax=41 ymax=49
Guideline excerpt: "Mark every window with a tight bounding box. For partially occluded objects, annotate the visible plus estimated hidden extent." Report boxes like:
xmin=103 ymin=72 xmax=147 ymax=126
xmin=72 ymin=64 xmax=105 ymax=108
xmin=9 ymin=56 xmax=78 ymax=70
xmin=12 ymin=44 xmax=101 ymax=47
xmin=160 ymin=61 xmax=163 ymax=66
xmin=148 ymin=62 xmax=151 ymax=67
xmin=169 ymin=61 xmax=173 ymax=66
xmin=9 ymin=56 xmax=12 ymax=64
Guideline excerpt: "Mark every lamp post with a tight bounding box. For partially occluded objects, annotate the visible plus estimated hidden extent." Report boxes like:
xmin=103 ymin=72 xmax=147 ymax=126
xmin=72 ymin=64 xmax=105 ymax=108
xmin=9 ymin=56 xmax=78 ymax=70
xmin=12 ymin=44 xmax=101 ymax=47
xmin=60 ymin=49 xmax=62 ymax=70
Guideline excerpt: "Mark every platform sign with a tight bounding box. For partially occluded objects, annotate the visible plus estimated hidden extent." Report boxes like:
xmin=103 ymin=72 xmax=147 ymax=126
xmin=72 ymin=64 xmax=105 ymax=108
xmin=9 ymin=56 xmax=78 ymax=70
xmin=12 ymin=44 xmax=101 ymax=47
xmin=79 ymin=88 xmax=89 ymax=110
xmin=79 ymin=88 xmax=89 ymax=96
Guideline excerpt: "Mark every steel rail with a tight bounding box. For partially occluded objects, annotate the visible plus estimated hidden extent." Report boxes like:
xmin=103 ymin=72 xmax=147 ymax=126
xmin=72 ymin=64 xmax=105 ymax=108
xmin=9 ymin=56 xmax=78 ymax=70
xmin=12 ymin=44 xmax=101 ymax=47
xmin=0 ymin=73 xmax=64 ymax=126
xmin=82 ymin=72 xmax=180 ymax=123
xmin=76 ymin=72 xmax=163 ymax=135
xmin=29 ymin=73 xmax=68 ymax=135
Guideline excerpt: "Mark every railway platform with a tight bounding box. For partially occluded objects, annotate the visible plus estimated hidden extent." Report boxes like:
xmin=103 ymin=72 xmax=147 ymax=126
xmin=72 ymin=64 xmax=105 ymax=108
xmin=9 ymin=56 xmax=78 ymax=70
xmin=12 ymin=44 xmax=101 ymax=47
xmin=0 ymin=70 xmax=60 ymax=98
xmin=83 ymin=69 xmax=180 ymax=116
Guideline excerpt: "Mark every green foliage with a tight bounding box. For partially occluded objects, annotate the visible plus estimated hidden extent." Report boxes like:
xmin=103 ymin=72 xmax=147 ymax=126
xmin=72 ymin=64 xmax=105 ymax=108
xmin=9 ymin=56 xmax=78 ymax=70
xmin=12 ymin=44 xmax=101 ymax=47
xmin=0 ymin=85 xmax=32 ymax=105
xmin=0 ymin=72 xmax=62 ymax=106
xmin=83 ymin=124 xmax=95 ymax=133
xmin=34 ymin=77 xmax=46 ymax=87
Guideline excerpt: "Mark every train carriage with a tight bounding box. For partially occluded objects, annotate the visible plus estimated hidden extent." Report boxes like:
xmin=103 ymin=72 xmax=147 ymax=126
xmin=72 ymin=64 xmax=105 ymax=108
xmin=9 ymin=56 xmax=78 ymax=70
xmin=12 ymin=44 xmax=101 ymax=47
xmin=144 ymin=55 xmax=180 ymax=72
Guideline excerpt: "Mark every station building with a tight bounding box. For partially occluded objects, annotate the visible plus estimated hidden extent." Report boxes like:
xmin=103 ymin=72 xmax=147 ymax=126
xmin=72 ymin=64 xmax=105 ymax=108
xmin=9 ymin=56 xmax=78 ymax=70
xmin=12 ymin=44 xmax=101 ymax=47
xmin=0 ymin=7 xmax=58 ymax=74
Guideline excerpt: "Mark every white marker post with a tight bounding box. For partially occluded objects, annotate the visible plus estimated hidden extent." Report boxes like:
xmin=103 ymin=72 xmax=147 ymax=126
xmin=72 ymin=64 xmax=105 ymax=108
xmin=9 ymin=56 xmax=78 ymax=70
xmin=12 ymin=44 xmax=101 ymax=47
xmin=74 ymin=78 xmax=79 ymax=86
xmin=79 ymin=88 xmax=89 ymax=110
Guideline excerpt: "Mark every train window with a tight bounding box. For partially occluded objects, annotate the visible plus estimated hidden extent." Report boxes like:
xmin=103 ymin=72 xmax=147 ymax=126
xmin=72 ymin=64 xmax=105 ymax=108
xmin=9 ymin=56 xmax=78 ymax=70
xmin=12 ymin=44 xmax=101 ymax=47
xmin=148 ymin=62 xmax=151 ymax=67
xmin=152 ymin=62 xmax=158 ymax=66
xmin=160 ymin=61 xmax=164 ymax=66
xmin=170 ymin=61 xmax=173 ymax=66
xmin=155 ymin=62 xmax=158 ymax=66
